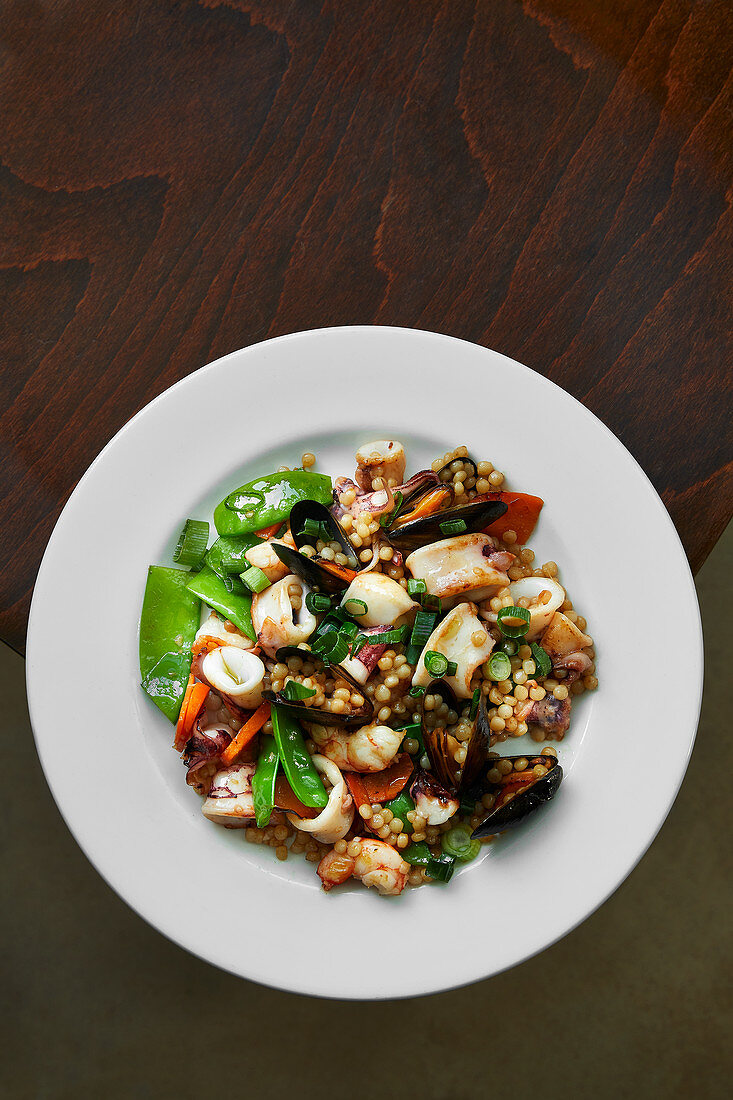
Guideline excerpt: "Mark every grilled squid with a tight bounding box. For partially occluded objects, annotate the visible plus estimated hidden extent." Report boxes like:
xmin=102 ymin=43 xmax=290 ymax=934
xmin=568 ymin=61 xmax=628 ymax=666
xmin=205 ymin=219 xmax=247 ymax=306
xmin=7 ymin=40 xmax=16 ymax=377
xmin=333 ymin=477 xmax=395 ymax=520
xmin=195 ymin=611 xmax=253 ymax=650
xmin=182 ymin=722 xmax=232 ymax=795
xmin=286 ymin=756 xmax=354 ymax=844
xmin=406 ymin=533 xmax=515 ymax=604
xmin=540 ymin=611 xmax=592 ymax=681
xmin=251 ymin=574 xmax=317 ymax=656
xmin=354 ymin=439 xmax=406 ymax=491
xmin=410 ymin=771 xmax=460 ymax=825
xmin=340 ymin=572 xmax=418 ymax=628
xmin=338 ymin=625 xmax=390 ymax=685
xmin=244 ymin=531 xmax=297 ymax=584
xmin=508 ymin=577 xmax=565 ymax=640
xmin=308 ymin=722 xmax=403 ymax=772
xmin=516 ymin=688 xmax=571 ymax=739
xmin=202 ymin=763 xmax=256 ymax=826
xmin=201 ymin=645 xmax=265 ymax=710
xmin=412 ymin=602 xmax=494 ymax=698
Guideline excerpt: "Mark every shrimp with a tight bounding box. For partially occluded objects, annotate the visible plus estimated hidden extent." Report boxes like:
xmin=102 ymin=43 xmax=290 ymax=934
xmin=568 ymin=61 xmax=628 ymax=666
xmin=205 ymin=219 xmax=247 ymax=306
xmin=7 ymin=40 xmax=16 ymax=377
xmin=287 ymin=756 xmax=354 ymax=844
xmin=317 ymin=838 xmax=410 ymax=895
xmin=308 ymin=722 xmax=403 ymax=773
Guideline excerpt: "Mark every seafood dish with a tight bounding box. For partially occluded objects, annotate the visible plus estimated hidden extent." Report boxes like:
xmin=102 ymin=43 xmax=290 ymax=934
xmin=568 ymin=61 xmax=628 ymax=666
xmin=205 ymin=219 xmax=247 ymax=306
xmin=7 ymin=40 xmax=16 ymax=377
xmin=138 ymin=441 xmax=597 ymax=895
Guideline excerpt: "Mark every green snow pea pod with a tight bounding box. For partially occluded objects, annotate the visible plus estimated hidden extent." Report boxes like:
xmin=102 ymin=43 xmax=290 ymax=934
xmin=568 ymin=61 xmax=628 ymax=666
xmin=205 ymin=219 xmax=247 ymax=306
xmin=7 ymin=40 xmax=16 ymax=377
xmin=214 ymin=471 xmax=333 ymax=536
xmin=139 ymin=566 xmax=201 ymax=723
xmin=205 ymin=534 xmax=261 ymax=578
xmin=186 ymin=566 xmax=255 ymax=641
xmin=252 ymin=735 xmax=279 ymax=828
xmin=271 ymin=704 xmax=328 ymax=810
xmin=381 ymin=790 xmax=415 ymax=833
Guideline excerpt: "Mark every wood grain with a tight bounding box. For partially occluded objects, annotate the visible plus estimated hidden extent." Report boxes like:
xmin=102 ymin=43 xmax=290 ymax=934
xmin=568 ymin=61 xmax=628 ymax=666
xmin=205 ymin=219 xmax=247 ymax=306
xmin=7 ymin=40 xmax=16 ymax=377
xmin=1 ymin=0 xmax=731 ymax=653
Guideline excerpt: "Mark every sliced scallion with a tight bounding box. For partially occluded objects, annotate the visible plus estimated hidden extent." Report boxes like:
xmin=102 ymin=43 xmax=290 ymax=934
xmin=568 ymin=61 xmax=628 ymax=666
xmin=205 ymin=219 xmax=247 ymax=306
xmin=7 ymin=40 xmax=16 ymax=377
xmin=379 ymin=491 xmax=404 ymax=528
xmin=498 ymin=638 xmax=519 ymax=656
xmin=311 ymin=630 xmax=350 ymax=666
xmin=342 ymin=598 xmax=368 ymax=617
xmin=424 ymin=651 xmax=449 ymax=677
xmin=487 ymin=651 xmax=512 ymax=681
xmin=410 ymin=610 xmax=437 ymax=649
xmin=405 ymin=645 xmax=423 ymax=667
xmin=441 ymin=825 xmax=480 ymax=863
xmin=305 ymin=591 xmax=332 ymax=615
xmin=408 ymin=684 xmax=425 ymax=697
xmin=531 ymin=642 xmax=552 ymax=678
xmin=407 ymin=578 xmax=427 ymax=597
xmin=425 ymin=855 xmax=456 ymax=882
xmin=469 ymin=687 xmax=480 ymax=720
xmin=240 ymin=565 xmax=271 ymax=594
xmin=173 ymin=519 xmax=209 ymax=568
xmin=421 ymin=593 xmax=442 ymax=614
xmin=497 ymin=605 xmax=531 ymax=639
xmin=439 ymin=518 xmax=467 ymax=538
xmin=281 ymin=680 xmax=317 ymax=702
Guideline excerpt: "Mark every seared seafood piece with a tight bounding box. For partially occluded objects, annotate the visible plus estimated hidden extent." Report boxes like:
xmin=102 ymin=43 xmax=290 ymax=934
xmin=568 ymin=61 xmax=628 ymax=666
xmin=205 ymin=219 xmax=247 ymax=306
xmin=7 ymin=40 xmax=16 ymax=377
xmin=411 ymin=602 xmax=493 ymax=698
xmin=251 ymin=575 xmax=316 ymax=655
xmin=340 ymin=572 xmax=418 ymax=628
xmin=507 ymin=577 xmax=565 ymax=640
xmin=540 ymin=611 xmax=593 ymax=681
xmin=308 ymin=722 xmax=403 ymax=772
xmin=317 ymin=838 xmax=410 ymax=895
xmin=244 ymin=531 xmax=297 ymax=583
xmin=406 ymin=533 xmax=514 ymax=604
xmin=195 ymin=610 xmax=254 ymax=650
xmin=202 ymin=763 xmax=256 ymax=826
xmin=515 ymin=687 xmax=571 ymax=738
xmin=354 ymin=440 xmax=406 ymax=491
xmin=200 ymin=645 xmax=265 ymax=710
xmin=286 ymin=755 xmax=354 ymax=844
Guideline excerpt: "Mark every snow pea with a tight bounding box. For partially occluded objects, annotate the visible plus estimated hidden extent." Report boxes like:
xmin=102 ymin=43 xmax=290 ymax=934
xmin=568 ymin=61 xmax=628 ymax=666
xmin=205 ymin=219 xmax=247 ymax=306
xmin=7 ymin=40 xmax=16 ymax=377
xmin=205 ymin=534 xmax=261 ymax=578
xmin=185 ymin=566 xmax=255 ymax=641
xmin=252 ymin=735 xmax=279 ymax=828
xmin=139 ymin=566 xmax=201 ymax=723
xmin=381 ymin=790 xmax=415 ymax=833
xmin=271 ymin=704 xmax=328 ymax=810
xmin=402 ymin=841 xmax=456 ymax=882
xmin=214 ymin=471 xmax=333 ymax=536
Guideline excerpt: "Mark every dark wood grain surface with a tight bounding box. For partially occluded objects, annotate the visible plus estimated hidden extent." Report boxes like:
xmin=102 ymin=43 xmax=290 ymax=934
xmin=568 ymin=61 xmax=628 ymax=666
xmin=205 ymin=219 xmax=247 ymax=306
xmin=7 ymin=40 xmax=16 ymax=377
xmin=1 ymin=0 xmax=731 ymax=654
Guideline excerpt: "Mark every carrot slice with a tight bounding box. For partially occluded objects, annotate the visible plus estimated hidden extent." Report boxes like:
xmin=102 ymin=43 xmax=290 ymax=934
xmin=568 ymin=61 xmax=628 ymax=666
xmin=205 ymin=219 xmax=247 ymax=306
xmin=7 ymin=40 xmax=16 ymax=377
xmin=255 ymin=522 xmax=282 ymax=539
xmin=220 ymin=702 xmax=271 ymax=765
xmin=273 ymin=774 xmax=320 ymax=819
xmin=484 ymin=492 xmax=544 ymax=545
xmin=357 ymin=754 xmax=414 ymax=803
xmin=344 ymin=772 xmax=370 ymax=814
xmin=318 ymin=561 xmax=357 ymax=583
xmin=174 ymin=673 xmax=196 ymax=750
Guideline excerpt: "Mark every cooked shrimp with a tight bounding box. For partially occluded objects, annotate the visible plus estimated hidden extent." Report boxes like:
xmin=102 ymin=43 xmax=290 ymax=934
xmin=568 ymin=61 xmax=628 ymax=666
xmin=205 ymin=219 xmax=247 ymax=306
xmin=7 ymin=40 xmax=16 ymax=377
xmin=317 ymin=838 xmax=410 ymax=895
xmin=287 ymin=756 xmax=354 ymax=844
xmin=308 ymin=722 xmax=403 ymax=772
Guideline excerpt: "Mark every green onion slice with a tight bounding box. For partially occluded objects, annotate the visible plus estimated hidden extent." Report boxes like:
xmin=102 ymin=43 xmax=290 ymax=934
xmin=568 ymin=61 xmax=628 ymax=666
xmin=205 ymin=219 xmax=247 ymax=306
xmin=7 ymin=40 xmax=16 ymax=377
xmin=407 ymin=578 xmax=427 ymax=597
xmin=410 ymin=610 xmax=437 ymax=649
xmin=497 ymin=605 xmax=531 ymax=638
xmin=281 ymin=680 xmax=317 ymax=702
xmin=469 ymin=687 xmax=480 ymax=720
xmin=498 ymin=638 xmax=519 ymax=656
xmin=531 ymin=642 xmax=552 ymax=678
xmin=441 ymin=825 xmax=480 ymax=863
xmin=405 ymin=646 xmax=423 ymax=668
xmin=173 ymin=519 xmax=209 ymax=568
xmin=439 ymin=518 xmax=467 ymax=537
xmin=425 ymin=855 xmax=456 ymax=882
xmin=240 ymin=565 xmax=271 ymax=594
xmin=424 ymin=651 xmax=449 ymax=677
xmin=305 ymin=591 xmax=332 ymax=615
xmin=421 ymin=593 xmax=442 ymax=614
xmin=379 ymin=491 xmax=404 ymax=528
xmin=311 ymin=630 xmax=350 ymax=666
xmin=342 ymin=598 xmax=368 ymax=617
xmin=408 ymin=684 xmax=425 ymax=697
xmin=487 ymin=651 xmax=512 ymax=681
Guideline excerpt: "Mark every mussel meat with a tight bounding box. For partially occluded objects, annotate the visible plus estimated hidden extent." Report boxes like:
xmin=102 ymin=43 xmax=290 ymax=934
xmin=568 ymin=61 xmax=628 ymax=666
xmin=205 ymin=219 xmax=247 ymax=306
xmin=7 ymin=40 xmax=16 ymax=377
xmin=263 ymin=645 xmax=374 ymax=727
xmin=420 ymin=679 xmax=491 ymax=792
xmin=273 ymin=542 xmax=356 ymax=594
xmin=387 ymin=494 xmax=508 ymax=553
xmin=471 ymin=755 xmax=563 ymax=838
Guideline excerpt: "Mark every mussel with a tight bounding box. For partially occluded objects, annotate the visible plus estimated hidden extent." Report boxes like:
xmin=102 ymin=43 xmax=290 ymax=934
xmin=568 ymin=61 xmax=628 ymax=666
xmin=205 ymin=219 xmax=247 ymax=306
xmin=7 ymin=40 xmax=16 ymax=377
xmin=437 ymin=455 xmax=478 ymax=484
xmin=263 ymin=645 xmax=374 ymax=727
xmin=471 ymin=755 xmax=563 ymax=838
xmin=387 ymin=494 xmax=508 ymax=553
xmin=420 ymin=679 xmax=491 ymax=792
xmin=273 ymin=500 xmax=358 ymax=593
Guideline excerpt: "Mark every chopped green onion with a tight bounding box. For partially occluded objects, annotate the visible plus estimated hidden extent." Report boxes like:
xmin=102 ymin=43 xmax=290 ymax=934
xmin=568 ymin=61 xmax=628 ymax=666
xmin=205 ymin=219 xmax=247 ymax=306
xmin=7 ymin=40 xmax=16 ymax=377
xmin=342 ymin=598 xmax=368 ymax=617
xmin=408 ymin=684 xmax=425 ymax=697
xmin=531 ymin=642 xmax=552 ymax=678
xmin=407 ymin=578 xmax=427 ymax=597
xmin=339 ymin=619 xmax=359 ymax=638
xmin=439 ymin=518 xmax=467 ymax=537
xmin=425 ymin=854 xmax=456 ymax=882
xmin=487 ymin=651 xmax=512 ymax=681
xmin=240 ymin=565 xmax=271 ymax=594
xmin=311 ymin=630 xmax=350 ymax=665
xmin=405 ymin=644 xmax=423 ymax=667
xmin=497 ymin=605 xmax=531 ymax=639
xmin=420 ymin=593 xmax=442 ymax=614
xmin=173 ymin=519 xmax=209 ymax=568
xmin=379 ymin=491 xmax=403 ymax=528
xmin=396 ymin=720 xmax=425 ymax=754
xmin=381 ymin=791 xmax=414 ymax=833
xmin=498 ymin=638 xmax=519 ymax=656
xmin=424 ymin=651 xmax=449 ymax=677
xmin=469 ymin=687 xmax=480 ymax=720
xmin=403 ymin=841 xmax=432 ymax=865
xmin=459 ymin=792 xmax=478 ymax=816
xmin=445 ymin=659 xmax=457 ymax=676
xmin=281 ymin=680 xmax=317 ymax=702
xmin=410 ymin=610 xmax=437 ymax=649
xmin=441 ymin=825 xmax=480 ymax=863
xmin=305 ymin=591 xmax=332 ymax=615
xmin=302 ymin=517 xmax=331 ymax=541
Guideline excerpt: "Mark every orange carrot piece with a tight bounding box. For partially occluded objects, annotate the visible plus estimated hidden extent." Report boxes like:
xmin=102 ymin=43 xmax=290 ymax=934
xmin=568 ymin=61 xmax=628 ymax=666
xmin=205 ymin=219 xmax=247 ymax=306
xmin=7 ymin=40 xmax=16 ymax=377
xmin=220 ymin=702 xmax=271 ymax=765
xmin=174 ymin=673 xmax=196 ymax=750
xmin=255 ymin=522 xmax=282 ymax=539
xmin=484 ymin=492 xmax=544 ymax=545
xmin=318 ymin=561 xmax=357 ymax=584
xmin=273 ymin=775 xmax=320 ymax=819
xmin=357 ymin=754 xmax=414 ymax=802
xmin=183 ymin=682 xmax=209 ymax=733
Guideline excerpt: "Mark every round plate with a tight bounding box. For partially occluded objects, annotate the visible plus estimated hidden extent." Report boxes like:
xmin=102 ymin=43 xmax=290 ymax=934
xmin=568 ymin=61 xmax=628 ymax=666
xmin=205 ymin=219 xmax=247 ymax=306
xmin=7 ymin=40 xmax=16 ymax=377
xmin=26 ymin=327 xmax=702 ymax=999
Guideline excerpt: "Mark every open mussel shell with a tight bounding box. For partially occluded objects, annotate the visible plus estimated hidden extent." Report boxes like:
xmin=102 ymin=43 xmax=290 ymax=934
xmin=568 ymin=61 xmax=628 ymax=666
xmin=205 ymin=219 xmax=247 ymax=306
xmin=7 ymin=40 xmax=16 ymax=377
xmin=471 ymin=756 xmax=563 ymax=838
xmin=289 ymin=500 xmax=359 ymax=569
xmin=421 ymin=679 xmax=461 ymax=790
xmin=438 ymin=455 xmax=478 ymax=482
xmin=387 ymin=494 xmax=508 ymax=553
xmin=461 ymin=693 xmax=491 ymax=790
xmin=272 ymin=542 xmax=353 ymax=594
xmin=263 ymin=645 xmax=374 ymax=727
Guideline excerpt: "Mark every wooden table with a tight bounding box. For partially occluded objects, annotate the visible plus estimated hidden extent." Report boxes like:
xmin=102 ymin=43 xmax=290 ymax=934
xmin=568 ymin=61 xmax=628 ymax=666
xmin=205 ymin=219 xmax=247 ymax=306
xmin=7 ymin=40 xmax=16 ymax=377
xmin=1 ymin=1 xmax=731 ymax=654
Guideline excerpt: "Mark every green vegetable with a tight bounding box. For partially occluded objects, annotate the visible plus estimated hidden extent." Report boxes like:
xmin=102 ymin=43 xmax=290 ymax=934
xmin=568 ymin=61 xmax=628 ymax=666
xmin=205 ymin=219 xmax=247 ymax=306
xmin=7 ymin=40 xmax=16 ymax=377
xmin=469 ymin=687 xmax=480 ymax=720
xmin=497 ymin=605 xmax=531 ymax=639
xmin=498 ymin=638 xmax=519 ymax=656
xmin=441 ymin=824 xmax=481 ymax=863
xmin=186 ymin=566 xmax=255 ymax=641
xmin=252 ymin=735 xmax=279 ymax=828
xmin=405 ymin=644 xmax=423 ymax=667
xmin=214 ymin=471 xmax=332 ymax=536
xmin=271 ymin=704 xmax=329 ymax=809
xmin=139 ymin=567 xmax=201 ymax=723
xmin=531 ymin=642 xmax=552 ymax=678
xmin=311 ymin=630 xmax=350 ymax=665
xmin=173 ymin=519 xmax=209 ymax=568
xmin=424 ymin=650 xmax=449 ymax=677
xmin=205 ymin=534 xmax=260 ymax=577
xmin=403 ymin=842 xmax=456 ymax=881
xmin=439 ymin=518 xmax=467 ymax=537
xmin=382 ymin=790 xmax=415 ymax=833
xmin=403 ymin=841 xmax=432 ymax=865
xmin=420 ymin=593 xmax=442 ymax=614
xmin=240 ymin=565 xmax=271 ymax=593
xmin=379 ymin=491 xmax=403 ymax=528
xmin=395 ymin=719 xmax=425 ymax=754
xmin=305 ymin=591 xmax=332 ymax=614
xmin=410 ymin=610 xmax=437 ymax=649
xmin=343 ymin=597 xmax=368 ymax=617
xmin=408 ymin=684 xmax=425 ymax=697
xmin=407 ymin=578 xmax=427 ymax=597
xmin=487 ymin=651 xmax=512 ymax=681
xmin=281 ymin=680 xmax=317 ymax=701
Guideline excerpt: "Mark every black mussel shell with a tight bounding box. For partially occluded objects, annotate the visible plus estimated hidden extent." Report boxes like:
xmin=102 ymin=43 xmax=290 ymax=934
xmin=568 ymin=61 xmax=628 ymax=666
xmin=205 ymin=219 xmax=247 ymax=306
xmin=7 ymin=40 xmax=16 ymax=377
xmin=289 ymin=500 xmax=359 ymax=569
xmin=263 ymin=645 xmax=373 ymax=727
xmin=272 ymin=543 xmax=354 ymax=594
xmin=387 ymin=494 xmax=508 ymax=553
xmin=421 ymin=679 xmax=461 ymax=790
xmin=438 ymin=455 xmax=478 ymax=482
xmin=471 ymin=756 xmax=563 ymax=838
xmin=461 ymin=694 xmax=491 ymax=791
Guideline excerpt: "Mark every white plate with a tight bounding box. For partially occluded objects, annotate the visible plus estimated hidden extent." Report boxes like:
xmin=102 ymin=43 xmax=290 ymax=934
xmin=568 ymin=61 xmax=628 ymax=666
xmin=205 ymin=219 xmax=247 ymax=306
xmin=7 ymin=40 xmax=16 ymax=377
xmin=26 ymin=327 xmax=702 ymax=999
